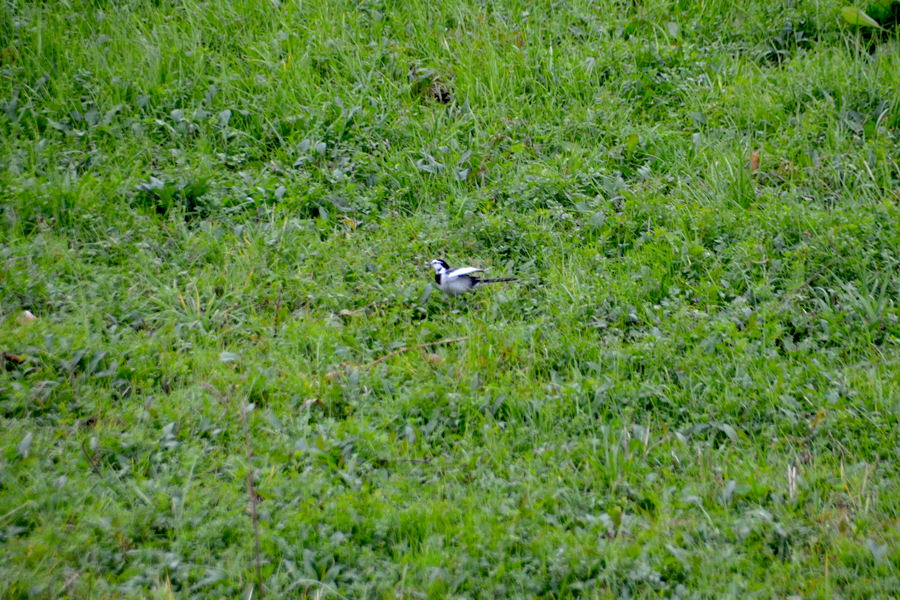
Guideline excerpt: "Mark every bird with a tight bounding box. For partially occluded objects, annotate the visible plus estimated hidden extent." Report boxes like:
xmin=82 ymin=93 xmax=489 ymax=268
xmin=430 ymin=259 xmax=517 ymax=297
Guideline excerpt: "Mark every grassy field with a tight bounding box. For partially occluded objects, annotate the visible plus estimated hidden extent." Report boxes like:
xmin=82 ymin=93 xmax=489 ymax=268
xmin=2 ymin=0 xmax=900 ymax=597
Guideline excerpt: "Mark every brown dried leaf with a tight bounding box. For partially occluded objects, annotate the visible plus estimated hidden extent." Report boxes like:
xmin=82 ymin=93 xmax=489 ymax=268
xmin=324 ymin=362 xmax=354 ymax=381
xmin=424 ymin=353 xmax=444 ymax=365
xmin=2 ymin=352 xmax=25 ymax=365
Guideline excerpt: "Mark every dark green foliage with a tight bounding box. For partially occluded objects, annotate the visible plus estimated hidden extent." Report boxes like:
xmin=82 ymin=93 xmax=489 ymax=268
xmin=134 ymin=177 xmax=211 ymax=218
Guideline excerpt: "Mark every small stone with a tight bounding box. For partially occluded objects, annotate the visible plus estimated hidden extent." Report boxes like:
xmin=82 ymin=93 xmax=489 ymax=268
xmin=17 ymin=310 xmax=37 ymax=325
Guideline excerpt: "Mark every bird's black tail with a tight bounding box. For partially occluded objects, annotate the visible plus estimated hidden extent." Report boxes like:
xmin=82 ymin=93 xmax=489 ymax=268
xmin=478 ymin=277 xmax=518 ymax=285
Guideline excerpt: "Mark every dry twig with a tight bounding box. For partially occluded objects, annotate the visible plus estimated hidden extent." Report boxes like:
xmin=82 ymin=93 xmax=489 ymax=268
xmin=80 ymin=440 xmax=102 ymax=477
xmin=362 ymin=336 xmax=469 ymax=369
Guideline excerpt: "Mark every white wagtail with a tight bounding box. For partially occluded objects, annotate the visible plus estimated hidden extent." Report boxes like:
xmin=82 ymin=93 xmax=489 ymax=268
xmin=430 ymin=259 xmax=517 ymax=297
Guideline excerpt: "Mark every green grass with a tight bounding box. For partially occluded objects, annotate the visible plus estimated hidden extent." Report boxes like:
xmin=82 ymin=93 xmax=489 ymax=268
xmin=2 ymin=0 xmax=900 ymax=597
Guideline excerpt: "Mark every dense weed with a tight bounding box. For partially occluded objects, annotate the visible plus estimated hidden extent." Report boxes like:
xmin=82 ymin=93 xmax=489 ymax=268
xmin=2 ymin=0 xmax=899 ymax=597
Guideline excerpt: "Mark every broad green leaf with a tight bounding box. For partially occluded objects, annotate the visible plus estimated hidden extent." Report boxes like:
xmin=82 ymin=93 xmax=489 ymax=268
xmin=18 ymin=432 xmax=33 ymax=458
xmin=623 ymin=19 xmax=648 ymax=38
xmin=418 ymin=283 xmax=434 ymax=305
xmin=3 ymin=95 xmax=19 ymax=120
xmin=87 ymin=350 xmax=108 ymax=375
xmin=219 ymin=351 xmax=239 ymax=363
xmin=204 ymin=84 xmax=218 ymax=106
xmin=452 ymin=166 xmax=470 ymax=181
xmin=191 ymin=569 xmax=226 ymax=591
xmin=717 ymin=423 xmax=737 ymax=441
xmin=102 ymin=104 xmax=123 ymax=125
xmin=609 ymin=505 xmax=623 ymax=527
xmin=865 ymin=538 xmax=889 ymax=565
xmin=84 ymin=106 xmax=98 ymax=127
xmin=626 ymin=133 xmax=639 ymax=153
xmin=842 ymin=7 xmax=880 ymax=27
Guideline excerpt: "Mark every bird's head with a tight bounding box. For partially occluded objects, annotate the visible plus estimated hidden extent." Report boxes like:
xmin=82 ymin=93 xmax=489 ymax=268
xmin=430 ymin=259 xmax=449 ymax=274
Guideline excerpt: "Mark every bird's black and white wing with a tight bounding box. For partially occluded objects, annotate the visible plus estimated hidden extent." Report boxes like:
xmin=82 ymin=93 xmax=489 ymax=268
xmin=445 ymin=266 xmax=483 ymax=280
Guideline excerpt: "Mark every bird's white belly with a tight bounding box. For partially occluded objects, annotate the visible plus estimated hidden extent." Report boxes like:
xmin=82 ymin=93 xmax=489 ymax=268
xmin=443 ymin=277 xmax=474 ymax=296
